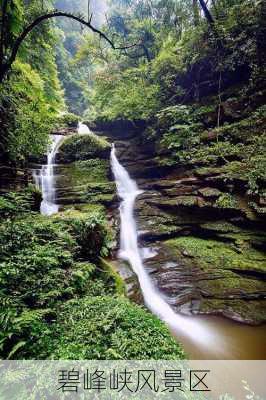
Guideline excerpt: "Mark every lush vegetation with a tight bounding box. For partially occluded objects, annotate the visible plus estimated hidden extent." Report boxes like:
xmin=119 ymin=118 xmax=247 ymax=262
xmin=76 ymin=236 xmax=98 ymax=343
xmin=0 ymin=0 xmax=64 ymax=164
xmin=0 ymin=189 xmax=184 ymax=359
xmin=0 ymin=0 xmax=265 ymax=369
xmin=78 ymin=0 xmax=264 ymax=120
xmin=75 ymin=0 xmax=265 ymax=197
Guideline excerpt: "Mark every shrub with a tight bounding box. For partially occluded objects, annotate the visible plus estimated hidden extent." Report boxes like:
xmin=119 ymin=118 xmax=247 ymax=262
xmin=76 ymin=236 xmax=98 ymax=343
xmin=56 ymin=133 xmax=111 ymax=163
xmin=56 ymin=112 xmax=80 ymax=128
xmin=35 ymin=296 xmax=185 ymax=360
xmin=0 ymin=186 xmax=41 ymax=219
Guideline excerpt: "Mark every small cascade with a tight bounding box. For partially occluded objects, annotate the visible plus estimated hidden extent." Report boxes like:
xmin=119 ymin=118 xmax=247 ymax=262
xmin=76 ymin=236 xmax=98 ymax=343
xmin=33 ymin=134 xmax=64 ymax=216
xmin=111 ymin=144 xmax=228 ymax=353
xmin=78 ymin=122 xmax=91 ymax=134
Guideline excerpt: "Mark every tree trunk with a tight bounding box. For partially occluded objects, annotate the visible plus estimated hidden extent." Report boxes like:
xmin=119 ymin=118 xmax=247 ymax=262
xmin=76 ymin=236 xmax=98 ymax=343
xmin=198 ymin=0 xmax=215 ymax=25
xmin=193 ymin=0 xmax=200 ymax=26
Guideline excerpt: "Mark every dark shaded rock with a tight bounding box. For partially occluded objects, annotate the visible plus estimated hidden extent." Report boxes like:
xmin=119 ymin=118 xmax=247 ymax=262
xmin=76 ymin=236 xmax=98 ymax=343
xmin=88 ymin=119 xmax=146 ymax=140
xmin=0 ymin=165 xmax=28 ymax=191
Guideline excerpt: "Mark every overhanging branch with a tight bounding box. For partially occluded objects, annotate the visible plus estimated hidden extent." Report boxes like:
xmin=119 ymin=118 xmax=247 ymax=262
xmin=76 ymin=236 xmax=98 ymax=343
xmin=0 ymin=9 xmax=137 ymax=82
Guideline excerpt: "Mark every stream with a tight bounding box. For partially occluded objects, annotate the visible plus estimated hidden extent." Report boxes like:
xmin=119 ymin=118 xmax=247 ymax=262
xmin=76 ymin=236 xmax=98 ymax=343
xmin=111 ymin=144 xmax=266 ymax=360
xmin=33 ymin=127 xmax=266 ymax=360
xmin=33 ymin=134 xmax=64 ymax=216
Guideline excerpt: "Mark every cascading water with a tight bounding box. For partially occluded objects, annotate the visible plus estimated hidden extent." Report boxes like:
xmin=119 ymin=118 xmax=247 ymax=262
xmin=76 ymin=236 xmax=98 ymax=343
xmin=33 ymin=134 xmax=64 ymax=216
xmin=111 ymin=144 xmax=227 ymax=353
xmin=78 ymin=122 xmax=91 ymax=134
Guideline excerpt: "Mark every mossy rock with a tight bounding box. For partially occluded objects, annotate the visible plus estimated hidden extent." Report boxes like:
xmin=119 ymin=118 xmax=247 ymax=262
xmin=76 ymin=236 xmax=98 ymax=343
xmin=53 ymin=159 xmax=115 ymax=206
xmin=166 ymin=236 xmax=266 ymax=274
xmin=215 ymin=193 xmax=239 ymax=210
xmin=198 ymin=187 xmax=221 ymax=198
xmin=199 ymin=299 xmax=266 ymax=325
xmin=56 ymin=112 xmax=80 ymax=128
xmin=54 ymin=207 xmax=114 ymax=260
xmin=56 ymin=134 xmax=111 ymax=163
xmin=57 ymin=159 xmax=110 ymax=188
xmin=165 ymin=236 xmax=266 ymax=323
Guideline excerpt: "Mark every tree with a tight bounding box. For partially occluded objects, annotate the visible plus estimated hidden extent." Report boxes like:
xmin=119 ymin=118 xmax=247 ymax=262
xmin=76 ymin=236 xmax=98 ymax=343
xmin=198 ymin=0 xmax=215 ymax=25
xmin=0 ymin=4 xmax=116 ymax=83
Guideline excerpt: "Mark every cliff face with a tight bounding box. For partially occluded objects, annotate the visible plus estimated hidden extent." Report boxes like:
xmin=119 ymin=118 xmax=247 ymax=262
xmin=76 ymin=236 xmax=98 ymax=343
xmin=92 ymin=78 xmax=266 ymax=325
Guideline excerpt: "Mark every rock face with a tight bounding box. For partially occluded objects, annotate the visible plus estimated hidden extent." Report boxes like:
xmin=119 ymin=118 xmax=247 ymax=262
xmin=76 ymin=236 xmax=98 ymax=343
xmin=30 ymin=132 xmax=116 ymax=212
xmin=56 ymin=133 xmax=111 ymax=163
xmin=99 ymin=126 xmax=266 ymax=325
xmin=29 ymin=119 xmax=266 ymax=325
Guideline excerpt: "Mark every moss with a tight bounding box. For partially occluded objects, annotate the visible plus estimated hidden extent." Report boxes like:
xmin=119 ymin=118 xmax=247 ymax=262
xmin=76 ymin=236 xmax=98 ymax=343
xmin=56 ymin=112 xmax=79 ymax=128
xmin=57 ymin=133 xmax=111 ymax=163
xmin=200 ymin=299 xmax=266 ymax=324
xmin=99 ymin=258 xmax=126 ymax=296
xmin=55 ymin=159 xmax=115 ymax=206
xmin=195 ymin=166 xmax=222 ymax=177
xmin=200 ymin=221 xmax=242 ymax=233
xmin=166 ymin=236 xmax=266 ymax=274
xmin=176 ymin=195 xmax=199 ymax=207
xmin=165 ymin=235 xmax=266 ymax=323
xmin=215 ymin=193 xmax=239 ymax=209
xmin=199 ymin=275 xmax=266 ymax=297
xmin=60 ymin=159 xmax=110 ymax=187
xmin=198 ymin=187 xmax=221 ymax=198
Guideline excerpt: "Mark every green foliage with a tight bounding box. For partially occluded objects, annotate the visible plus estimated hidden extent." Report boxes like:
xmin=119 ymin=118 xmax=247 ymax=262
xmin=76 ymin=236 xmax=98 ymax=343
xmin=0 ymin=201 xmax=116 ymax=359
xmin=215 ymin=193 xmax=238 ymax=209
xmin=0 ymin=198 xmax=183 ymax=360
xmin=54 ymin=208 xmax=114 ymax=259
xmin=36 ymin=296 xmax=185 ymax=359
xmin=76 ymin=0 xmax=263 ymax=129
xmin=56 ymin=112 xmax=80 ymax=128
xmin=156 ymin=105 xmax=203 ymax=153
xmin=89 ymin=65 xmax=161 ymax=121
xmin=57 ymin=132 xmax=111 ymax=162
xmin=0 ymin=0 xmax=63 ymax=163
xmin=0 ymin=186 xmax=41 ymax=218
xmin=1 ymin=61 xmax=61 ymax=162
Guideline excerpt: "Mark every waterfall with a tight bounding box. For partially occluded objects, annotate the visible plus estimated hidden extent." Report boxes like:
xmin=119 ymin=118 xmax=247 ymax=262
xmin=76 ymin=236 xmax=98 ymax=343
xmin=33 ymin=134 xmax=64 ymax=216
xmin=111 ymin=144 xmax=224 ymax=350
xmin=78 ymin=122 xmax=91 ymax=134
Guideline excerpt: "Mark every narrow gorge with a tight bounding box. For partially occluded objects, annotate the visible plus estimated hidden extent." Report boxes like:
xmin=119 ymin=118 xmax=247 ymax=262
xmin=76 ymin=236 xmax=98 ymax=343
xmin=0 ymin=0 xmax=265 ymax=372
xmin=28 ymin=118 xmax=266 ymax=360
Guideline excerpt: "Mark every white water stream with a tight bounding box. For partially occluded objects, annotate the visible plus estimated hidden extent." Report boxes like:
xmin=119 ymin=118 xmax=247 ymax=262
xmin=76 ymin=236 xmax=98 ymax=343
xmin=78 ymin=122 xmax=92 ymax=134
xmin=33 ymin=134 xmax=64 ymax=216
xmin=34 ymin=122 xmax=91 ymax=217
xmin=111 ymin=144 xmax=230 ymax=354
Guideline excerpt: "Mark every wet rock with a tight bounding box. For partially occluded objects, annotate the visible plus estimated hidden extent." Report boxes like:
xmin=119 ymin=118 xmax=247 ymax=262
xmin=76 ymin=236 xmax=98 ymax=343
xmin=199 ymin=299 xmax=266 ymax=325
xmin=51 ymin=127 xmax=77 ymax=136
xmin=198 ymin=187 xmax=221 ymax=198
xmin=112 ymin=259 xmax=144 ymax=304
xmin=162 ymin=235 xmax=266 ymax=324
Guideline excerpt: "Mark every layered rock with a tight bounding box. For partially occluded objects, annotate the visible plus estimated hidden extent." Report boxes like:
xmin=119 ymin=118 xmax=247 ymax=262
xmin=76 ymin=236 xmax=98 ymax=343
xmin=97 ymin=114 xmax=266 ymax=325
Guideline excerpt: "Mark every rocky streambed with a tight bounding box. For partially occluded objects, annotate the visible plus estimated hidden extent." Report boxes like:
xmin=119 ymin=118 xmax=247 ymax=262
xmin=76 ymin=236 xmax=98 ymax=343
xmin=24 ymin=122 xmax=266 ymax=359
xmin=99 ymin=127 xmax=266 ymax=327
xmin=28 ymin=124 xmax=266 ymax=326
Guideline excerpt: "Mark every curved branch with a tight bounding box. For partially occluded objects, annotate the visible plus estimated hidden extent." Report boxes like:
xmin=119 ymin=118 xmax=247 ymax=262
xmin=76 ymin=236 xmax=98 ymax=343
xmin=7 ymin=10 xmax=115 ymax=70
xmin=0 ymin=10 xmax=139 ymax=82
